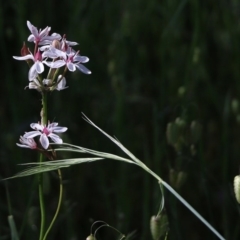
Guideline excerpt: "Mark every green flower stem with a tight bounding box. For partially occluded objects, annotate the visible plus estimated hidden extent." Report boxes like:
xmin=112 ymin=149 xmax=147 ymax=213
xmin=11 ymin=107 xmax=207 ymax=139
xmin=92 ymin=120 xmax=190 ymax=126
xmin=43 ymin=169 xmax=63 ymax=240
xmin=41 ymin=92 xmax=48 ymax=125
xmin=38 ymin=153 xmax=45 ymax=240
xmin=39 ymin=91 xmax=48 ymax=240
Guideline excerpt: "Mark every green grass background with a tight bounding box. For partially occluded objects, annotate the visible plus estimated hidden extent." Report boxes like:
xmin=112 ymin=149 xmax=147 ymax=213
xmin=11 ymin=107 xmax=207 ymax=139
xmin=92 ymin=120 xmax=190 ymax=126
xmin=0 ymin=0 xmax=240 ymax=239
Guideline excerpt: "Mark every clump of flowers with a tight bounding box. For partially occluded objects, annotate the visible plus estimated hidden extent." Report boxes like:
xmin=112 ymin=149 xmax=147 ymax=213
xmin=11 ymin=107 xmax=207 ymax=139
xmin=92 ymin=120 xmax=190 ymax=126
xmin=14 ymin=20 xmax=91 ymax=151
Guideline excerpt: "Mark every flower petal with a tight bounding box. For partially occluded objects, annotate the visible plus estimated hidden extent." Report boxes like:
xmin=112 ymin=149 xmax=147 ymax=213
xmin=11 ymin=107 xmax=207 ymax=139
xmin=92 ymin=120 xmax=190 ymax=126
xmin=40 ymin=134 xmax=49 ymax=149
xmin=56 ymin=76 xmax=68 ymax=91
xmin=75 ymin=64 xmax=91 ymax=74
xmin=49 ymin=133 xmax=63 ymax=144
xmin=28 ymin=64 xmax=38 ymax=80
xmin=35 ymin=61 xmax=44 ymax=74
xmin=67 ymin=62 xmax=76 ymax=72
xmin=16 ymin=143 xmax=31 ymax=148
xmin=74 ymin=56 xmax=89 ymax=63
xmin=13 ymin=54 xmax=34 ymax=61
xmin=27 ymin=21 xmax=38 ymax=37
xmin=30 ymin=123 xmax=43 ymax=131
xmin=44 ymin=60 xmax=66 ymax=69
xmin=39 ymin=26 xmax=51 ymax=38
xmin=48 ymin=122 xmax=58 ymax=129
xmin=23 ymin=131 xmax=41 ymax=138
xmin=52 ymin=126 xmax=68 ymax=133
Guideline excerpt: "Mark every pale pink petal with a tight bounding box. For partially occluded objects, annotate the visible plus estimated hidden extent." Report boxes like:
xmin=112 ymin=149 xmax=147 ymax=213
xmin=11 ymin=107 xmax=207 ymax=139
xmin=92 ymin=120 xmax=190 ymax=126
xmin=16 ymin=143 xmax=31 ymax=148
xmin=23 ymin=131 xmax=41 ymax=138
xmin=27 ymin=21 xmax=38 ymax=37
xmin=67 ymin=62 xmax=76 ymax=72
xmin=52 ymin=126 xmax=68 ymax=133
xmin=48 ymin=122 xmax=58 ymax=128
xmin=26 ymin=21 xmax=32 ymax=32
xmin=30 ymin=123 xmax=43 ymax=131
xmin=27 ymin=35 xmax=35 ymax=42
xmin=28 ymin=64 xmax=37 ymax=80
xmin=56 ymin=76 xmax=68 ymax=91
xmin=49 ymin=133 xmax=63 ymax=144
xmin=40 ymin=134 xmax=49 ymax=149
xmin=35 ymin=61 xmax=44 ymax=74
xmin=39 ymin=26 xmax=51 ymax=38
xmin=13 ymin=54 xmax=34 ymax=61
xmin=45 ymin=60 xmax=66 ymax=69
xmin=75 ymin=64 xmax=91 ymax=74
xmin=74 ymin=56 xmax=89 ymax=63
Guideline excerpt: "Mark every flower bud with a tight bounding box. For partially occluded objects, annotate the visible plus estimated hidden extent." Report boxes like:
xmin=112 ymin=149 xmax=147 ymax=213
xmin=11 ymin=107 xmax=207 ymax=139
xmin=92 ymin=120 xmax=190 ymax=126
xmin=52 ymin=39 xmax=60 ymax=49
xmin=21 ymin=42 xmax=31 ymax=65
xmin=234 ymin=175 xmax=240 ymax=204
xmin=21 ymin=42 xmax=30 ymax=56
xmin=150 ymin=214 xmax=168 ymax=240
xmin=86 ymin=234 xmax=97 ymax=240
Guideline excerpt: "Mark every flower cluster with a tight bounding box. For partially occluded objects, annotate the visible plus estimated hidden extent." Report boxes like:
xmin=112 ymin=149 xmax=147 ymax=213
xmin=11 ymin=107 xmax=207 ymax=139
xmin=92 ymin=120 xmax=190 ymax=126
xmin=14 ymin=21 xmax=90 ymax=151
xmin=13 ymin=20 xmax=91 ymax=92
xmin=17 ymin=121 xmax=67 ymax=150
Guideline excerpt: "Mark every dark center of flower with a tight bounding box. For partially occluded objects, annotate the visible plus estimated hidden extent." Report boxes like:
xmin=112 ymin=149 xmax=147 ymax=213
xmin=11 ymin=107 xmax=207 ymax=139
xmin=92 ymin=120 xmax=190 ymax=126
xmin=42 ymin=127 xmax=50 ymax=135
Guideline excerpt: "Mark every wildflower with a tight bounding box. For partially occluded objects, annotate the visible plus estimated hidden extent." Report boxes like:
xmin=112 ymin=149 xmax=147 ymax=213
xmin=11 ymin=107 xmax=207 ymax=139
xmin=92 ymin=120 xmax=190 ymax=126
xmin=23 ymin=122 xmax=67 ymax=149
xmin=13 ymin=49 xmax=48 ymax=80
xmin=40 ymin=35 xmax=78 ymax=53
xmin=43 ymin=48 xmax=91 ymax=74
xmin=27 ymin=20 xmax=61 ymax=45
xmin=16 ymin=136 xmax=37 ymax=149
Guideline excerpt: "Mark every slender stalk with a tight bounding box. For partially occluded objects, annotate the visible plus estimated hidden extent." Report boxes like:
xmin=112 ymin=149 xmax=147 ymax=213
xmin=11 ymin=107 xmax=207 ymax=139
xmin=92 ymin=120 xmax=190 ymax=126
xmin=38 ymin=153 xmax=45 ymax=240
xmin=43 ymin=169 xmax=63 ymax=240
xmin=39 ymin=92 xmax=48 ymax=240
xmin=137 ymin=164 xmax=225 ymax=240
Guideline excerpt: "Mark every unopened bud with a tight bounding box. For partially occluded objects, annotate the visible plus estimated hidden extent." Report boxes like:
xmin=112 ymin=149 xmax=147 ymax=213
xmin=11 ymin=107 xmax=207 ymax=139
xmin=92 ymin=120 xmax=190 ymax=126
xmin=150 ymin=214 xmax=168 ymax=240
xmin=21 ymin=42 xmax=30 ymax=56
xmin=52 ymin=40 xmax=60 ymax=49
xmin=86 ymin=234 xmax=96 ymax=240
xmin=21 ymin=42 xmax=31 ymax=65
xmin=234 ymin=175 xmax=240 ymax=204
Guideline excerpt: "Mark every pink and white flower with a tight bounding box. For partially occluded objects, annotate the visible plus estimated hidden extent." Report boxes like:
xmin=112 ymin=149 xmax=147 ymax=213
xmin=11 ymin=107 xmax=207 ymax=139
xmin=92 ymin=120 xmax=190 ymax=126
xmin=43 ymin=47 xmax=91 ymax=74
xmin=23 ymin=122 xmax=67 ymax=149
xmin=16 ymin=136 xmax=37 ymax=149
xmin=13 ymin=49 xmax=48 ymax=80
xmin=27 ymin=20 xmax=61 ymax=45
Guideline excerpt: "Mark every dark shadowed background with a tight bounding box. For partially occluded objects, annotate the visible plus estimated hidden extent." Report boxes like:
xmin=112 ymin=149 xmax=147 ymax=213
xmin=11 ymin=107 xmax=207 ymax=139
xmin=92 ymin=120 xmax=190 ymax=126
xmin=0 ymin=0 xmax=240 ymax=239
